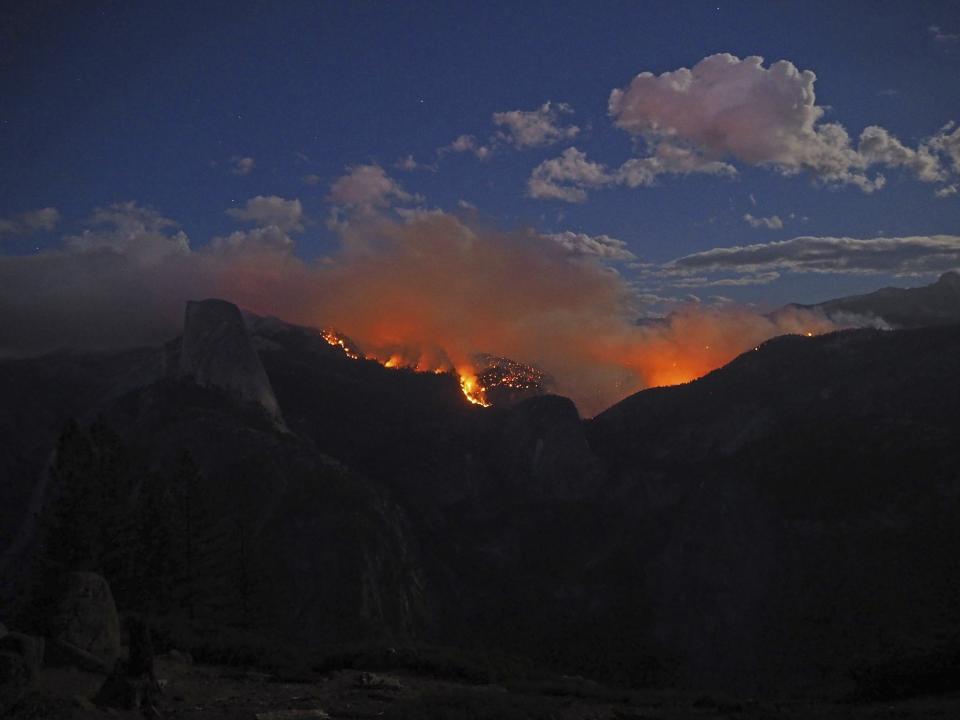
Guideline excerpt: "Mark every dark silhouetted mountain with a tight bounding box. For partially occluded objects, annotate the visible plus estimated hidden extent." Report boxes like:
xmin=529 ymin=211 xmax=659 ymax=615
xmin=4 ymin=297 xmax=960 ymax=699
xmin=792 ymin=270 xmax=960 ymax=328
xmin=589 ymin=324 xmax=960 ymax=692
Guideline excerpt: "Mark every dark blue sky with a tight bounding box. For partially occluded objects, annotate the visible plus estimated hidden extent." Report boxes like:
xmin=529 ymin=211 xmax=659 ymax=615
xmin=3 ymin=0 xmax=960 ymax=309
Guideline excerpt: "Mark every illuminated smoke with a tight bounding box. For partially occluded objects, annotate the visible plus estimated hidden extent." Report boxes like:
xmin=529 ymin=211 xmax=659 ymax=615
xmin=0 ymin=205 xmax=842 ymax=416
xmin=218 ymin=212 xmax=839 ymax=416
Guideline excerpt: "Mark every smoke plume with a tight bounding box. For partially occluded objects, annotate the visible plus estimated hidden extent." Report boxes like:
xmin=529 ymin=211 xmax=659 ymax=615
xmin=0 ymin=203 xmax=839 ymax=416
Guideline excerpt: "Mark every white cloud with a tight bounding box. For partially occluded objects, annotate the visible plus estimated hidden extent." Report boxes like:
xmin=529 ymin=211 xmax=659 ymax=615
xmin=0 ymin=207 xmax=60 ymax=236
xmin=608 ymin=53 xmax=947 ymax=192
xmin=492 ymin=101 xmax=580 ymax=148
xmin=64 ymin=202 xmax=190 ymax=267
xmin=211 ymin=225 xmax=295 ymax=253
xmin=928 ymin=123 xmax=960 ymax=173
xmin=528 ymin=145 xmax=735 ymax=202
xmin=935 ymin=184 xmax=958 ymax=198
xmin=664 ymin=271 xmax=782 ymax=288
xmin=226 ymin=196 xmax=304 ymax=232
xmin=327 ymin=164 xmax=414 ymax=208
xmin=617 ymin=144 xmax=735 ymax=188
xmin=743 ymin=213 xmax=784 ymax=230
xmin=545 ymin=231 xmax=636 ymax=260
xmin=230 ymin=156 xmax=255 ymax=176
xmin=857 ymin=126 xmax=945 ymax=182
xmin=664 ymin=234 xmax=960 ymax=277
xmin=439 ymin=134 xmax=491 ymax=160
xmin=527 ymin=148 xmax=614 ymax=202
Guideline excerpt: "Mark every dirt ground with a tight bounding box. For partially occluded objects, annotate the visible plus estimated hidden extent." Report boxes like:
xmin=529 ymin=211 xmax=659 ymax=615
xmin=11 ymin=652 xmax=960 ymax=719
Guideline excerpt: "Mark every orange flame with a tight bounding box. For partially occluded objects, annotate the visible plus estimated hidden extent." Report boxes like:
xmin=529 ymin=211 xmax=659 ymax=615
xmin=320 ymin=328 xmax=491 ymax=407
xmin=218 ymin=213 xmax=843 ymax=416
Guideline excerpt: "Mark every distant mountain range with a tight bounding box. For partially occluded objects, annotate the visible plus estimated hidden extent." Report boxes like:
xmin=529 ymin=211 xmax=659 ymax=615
xmin=2 ymin=274 xmax=960 ymax=698
xmin=793 ymin=270 xmax=960 ymax=328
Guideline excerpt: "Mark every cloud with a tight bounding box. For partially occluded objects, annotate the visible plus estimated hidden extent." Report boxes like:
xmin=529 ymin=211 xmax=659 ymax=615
xmin=0 ymin=200 xmax=845 ymax=416
xmin=857 ymin=126 xmax=945 ymax=182
xmin=0 ymin=207 xmax=61 ymax=236
xmin=663 ymin=271 xmax=782 ymax=288
xmin=545 ymin=231 xmax=636 ymax=260
xmin=303 ymin=174 xmax=321 ymax=186
xmin=211 ymin=225 xmax=295 ymax=253
xmin=608 ymin=53 xmax=948 ymax=192
xmin=663 ymin=234 xmax=960 ymax=278
xmin=0 ymin=201 xmax=305 ymax=354
xmin=936 ymin=184 xmax=958 ymax=198
xmin=617 ymin=144 xmax=736 ymax=187
xmin=528 ymin=148 xmax=613 ymax=201
xmin=492 ymin=101 xmax=580 ymax=148
xmin=327 ymin=164 xmax=414 ymax=209
xmin=439 ymin=134 xmax=491 ymax=160
xmin=63 ymin=202 xmax=189 ymax=265
xmin=230 ymin=156 xmax=256 ymax=176
xmin=929 ymin=25 xmax=960 ymax=44
xmin=226 ymin=196 xmax=304 ymax=232
xmin=743 ymin=213 xmax=784 ymax=230
xmin=928 ymin=123 xmax=960 ymax=174
xmin=527 ymin=145 xmax=735 ymax=202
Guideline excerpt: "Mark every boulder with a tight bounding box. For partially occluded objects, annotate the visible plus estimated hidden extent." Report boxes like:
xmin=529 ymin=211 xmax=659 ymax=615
xmin=0 ymin=632 xmax=44 ymax=678
xmin=0 ymin=632 xmax=44 ymax=713
xmin=47 ymin=572 xmax=120 ymax=672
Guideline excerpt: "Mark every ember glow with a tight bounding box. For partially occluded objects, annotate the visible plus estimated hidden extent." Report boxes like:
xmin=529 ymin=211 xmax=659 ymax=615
xmin=218 ymin=212 xmax=845 ymax=417
xmin=319 ymin=326 xmax=492 ymax=406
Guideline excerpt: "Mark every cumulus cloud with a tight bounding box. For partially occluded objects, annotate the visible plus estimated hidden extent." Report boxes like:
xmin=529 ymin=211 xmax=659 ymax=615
xmin=664 ymin=234 xmax=960 ymax=278
xmin=230 ymin=156 xmax=256 ymax=176
xmin=493 ymin=101 xmax=580 ymax=148
xmin=0 ymin=207 xmax=61 ymax=236
xmin=439 ymin=134 xmax=491 ymax=160
xmin=527 ymin=148 xmax=614 ymax=201
xmin=743 ymin=213 xmax=784 ymax=230
xmin=327 ymin=164 xmax=414 ymax=209
xmin=226 ymin=196 xmax=304 ymax=232
xmin=545 ymin=231 xmax=636 ymax=260
xmin=211 ymin=225 xmax=295 ymax=253
xmin=928 ymin=123 xmax=960 ymax=174
xmin=607 ymin=53 xmax=950 ymax=192
xmin=936 ymin=184 xmax=958 ymax=198
xmin=857 ymin=126 xmax=945 ymax=182
xmin=617 ymin=144 xmax=736 ymax=187
xmin=528 ymin=145 xmax=735 ymax=202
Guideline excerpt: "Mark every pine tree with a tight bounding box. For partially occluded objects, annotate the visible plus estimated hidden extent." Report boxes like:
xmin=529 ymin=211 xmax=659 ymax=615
xmin=169 ymin=451 xmax=212 ymax=622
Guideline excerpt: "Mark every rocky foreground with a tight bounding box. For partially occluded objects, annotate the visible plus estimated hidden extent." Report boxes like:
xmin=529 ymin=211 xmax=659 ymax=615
xmin=11 ymin=653 xmax=960 ymax=720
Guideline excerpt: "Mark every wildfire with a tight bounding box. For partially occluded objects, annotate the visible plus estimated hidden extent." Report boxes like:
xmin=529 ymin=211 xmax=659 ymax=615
xmin=320 ymin=327 xmax=491 ymax=407
xmin=320 ymin=329 xmax=361 ymax=360
xmin=458 ymin=372 xmax=490 ymax=407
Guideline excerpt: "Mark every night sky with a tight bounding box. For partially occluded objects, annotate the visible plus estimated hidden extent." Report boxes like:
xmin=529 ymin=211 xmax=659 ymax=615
xmin=2 ymin=0 xmax=960 ymax=326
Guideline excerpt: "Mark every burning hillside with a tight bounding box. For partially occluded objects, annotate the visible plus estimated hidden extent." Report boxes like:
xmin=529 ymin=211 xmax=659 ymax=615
xmin=0 ymin=202 xmax=843 ymax=416
xmin=318 ymin=329 xmax=548 ymax=407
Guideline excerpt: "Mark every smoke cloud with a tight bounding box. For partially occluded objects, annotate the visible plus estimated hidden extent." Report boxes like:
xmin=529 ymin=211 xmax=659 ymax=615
xmin=0 ymin=201 xmax=843 ymax=415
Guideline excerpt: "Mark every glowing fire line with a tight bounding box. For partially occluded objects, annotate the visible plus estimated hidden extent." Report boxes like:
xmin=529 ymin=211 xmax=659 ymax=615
xmin=321 ymin=328 xmax=490 ymax=407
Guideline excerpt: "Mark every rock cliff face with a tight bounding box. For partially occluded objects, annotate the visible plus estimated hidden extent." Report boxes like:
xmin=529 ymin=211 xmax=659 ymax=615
xmin=178 ymin=299 xmax=284 ymax=427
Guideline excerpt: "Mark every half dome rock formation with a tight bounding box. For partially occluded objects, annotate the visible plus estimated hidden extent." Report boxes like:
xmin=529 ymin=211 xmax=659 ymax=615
xmin=178 ymin=299 xmax=285 ymax=427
